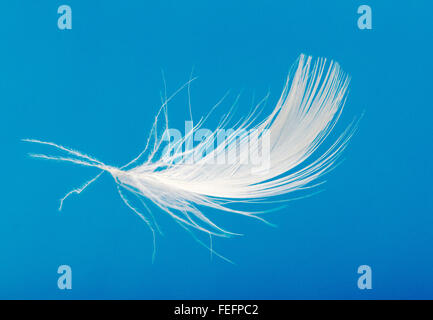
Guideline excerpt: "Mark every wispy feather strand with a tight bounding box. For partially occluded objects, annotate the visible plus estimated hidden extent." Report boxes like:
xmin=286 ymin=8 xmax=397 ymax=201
xmin=24 ymin=55 xmax=357 ymax=262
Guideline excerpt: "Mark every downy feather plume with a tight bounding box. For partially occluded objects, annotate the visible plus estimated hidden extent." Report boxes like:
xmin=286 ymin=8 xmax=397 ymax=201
xmin=24 ymin=55 xmax=357 ymax=262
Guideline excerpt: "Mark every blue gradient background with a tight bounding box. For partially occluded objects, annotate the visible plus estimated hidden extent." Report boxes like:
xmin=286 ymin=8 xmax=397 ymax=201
xmin=0 ymin=1 xmax=432 ymax=299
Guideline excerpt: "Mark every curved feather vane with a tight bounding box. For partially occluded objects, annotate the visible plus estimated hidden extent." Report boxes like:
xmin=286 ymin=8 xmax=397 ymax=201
xmin=24 ymin=54 xmax=356 ymax=256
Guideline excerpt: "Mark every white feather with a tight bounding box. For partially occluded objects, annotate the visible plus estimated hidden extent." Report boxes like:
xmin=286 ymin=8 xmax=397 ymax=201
xmin=24 ymin=55 xmax=357 ymax=260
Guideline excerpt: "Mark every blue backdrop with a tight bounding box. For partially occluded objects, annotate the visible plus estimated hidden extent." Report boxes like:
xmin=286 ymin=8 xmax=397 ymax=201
xmin=0 ymin=0 xmax=432 ymax=299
